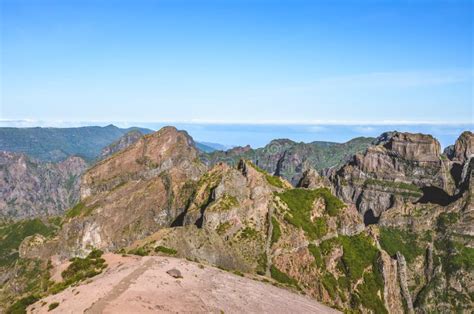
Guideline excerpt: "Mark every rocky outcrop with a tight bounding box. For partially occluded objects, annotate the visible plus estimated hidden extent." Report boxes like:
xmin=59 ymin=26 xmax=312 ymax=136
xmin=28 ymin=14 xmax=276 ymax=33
xmin=99 ymin=130 xmax=144 ymax=159
xmin=451 ymin=131 xmax=473 ymax=164
xmin=297 ymin=168 xmax=331 ymax=189
xmin=332 ymin=132 xmax=450 ymax=219
xmin=0 ymin=152 xmax=87 ymax=219
xmin=379 ymin=250 xmax=404 ymax=313
xmin=397 ymin=252 xmax=414 ymax=314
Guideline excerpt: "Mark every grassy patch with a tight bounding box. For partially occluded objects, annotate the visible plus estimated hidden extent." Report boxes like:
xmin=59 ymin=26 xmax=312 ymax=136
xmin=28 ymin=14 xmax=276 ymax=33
xmin=6 ymin=295 xmax=39 ymax=314
xmin=277 ymin=188 xmax=344 ymax=239
xmin=49 ymin=249 xmax=106 ymax=294
xmin=279 ymin=189 xmax=333 ymax=240
xmin=321 ymin=272 xmax=338 ymax=299
xmin=379 ymin=227 xmax=424 ymax=264
xmin=271 ymin=216 xmax=281 ymax=244
xmin=154 ymin=246 xmax=177 ymax=256
xmin=270 ymin=265 xmax=298 ymax=287
xmin=356 ymin=271 xmax=387 ymax=314
xmin=127 ymin=246 xmax=150 ymax=256
xmin=65 ymin=202 xmax=98 ymax=219
xmin=210 ymin=194 xmax=238 ymax=211
xmin=239 ymin=227 xmax=258 ymax=240
xmin=308 ymin=244 xmax=323 ymax=268
xmin=338 ymin=234 xmax=379 ymax=281
xmin=313 ymin=188 xmax=345 ymax=216
xmin=216 ymin=222 xmax=231 ymax=235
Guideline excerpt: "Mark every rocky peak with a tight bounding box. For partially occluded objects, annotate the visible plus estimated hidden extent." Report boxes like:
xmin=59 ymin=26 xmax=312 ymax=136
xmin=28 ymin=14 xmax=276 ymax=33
xmin=81 ymin=126 xmax=202 ymax=198
xmin=383 ymin=132 xmax=441 ymax=162
xmin=451 ymin=131 xmax=473 ymax=163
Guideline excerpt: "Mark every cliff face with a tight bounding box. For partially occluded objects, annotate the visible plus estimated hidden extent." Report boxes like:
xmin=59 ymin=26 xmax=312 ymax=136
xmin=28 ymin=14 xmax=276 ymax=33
xmin=0 ymin=152 xmax=87 ymax=219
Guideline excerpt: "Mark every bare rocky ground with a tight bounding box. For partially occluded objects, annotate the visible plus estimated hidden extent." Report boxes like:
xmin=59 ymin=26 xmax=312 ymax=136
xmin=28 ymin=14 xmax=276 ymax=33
xmin=28 ymin=253 xmax=338 ymax=314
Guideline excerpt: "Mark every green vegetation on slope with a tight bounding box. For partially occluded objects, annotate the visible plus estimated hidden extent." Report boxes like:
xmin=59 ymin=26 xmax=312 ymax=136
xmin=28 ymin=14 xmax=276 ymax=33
xmin=210 ymin=194 xmax=239 ymax=211
xmin=317 ymin=233 xmax=386 ymax=312
xmin=277 ymin=188 xmax=343 ymax=239
xmin=379 ymin=227 xmax=424 ymax=264
xmin=64 ymin=202 xmax=98 ymax=219
xmin=49 ymin=249 xmax=107 ymax=294
xmin=154 ymin=246 xmax=178 ymax=256
xmin=308 ymin=243 xmax=323 ymax=268
xmin=271 ymin=216 xmax=281 ymax=244
xmin=0 ymin=219 xmax=58 ymax=267
xmin=270 ymin=265 xmax=299 ymax=287
xmin=338 ymin=234 xmax=380 ymax=281
xmin=356 ymin=271 xmax=388 ymax=314
xmin=435 ymin=238 xmax=474 ymax=276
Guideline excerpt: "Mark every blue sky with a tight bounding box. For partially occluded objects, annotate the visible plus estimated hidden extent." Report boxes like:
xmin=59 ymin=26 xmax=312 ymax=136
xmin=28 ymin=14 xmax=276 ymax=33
xmin=1 ymin=0 xmax=472 ymax=125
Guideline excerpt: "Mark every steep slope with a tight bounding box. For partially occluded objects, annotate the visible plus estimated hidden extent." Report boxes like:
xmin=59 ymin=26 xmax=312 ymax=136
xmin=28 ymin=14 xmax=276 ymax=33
xmin=201 ymin=137 xmax=374 ymax=185
xmin=0 ymin=125 xmax=153 ymax=162
xmin=0 ymin=152 xmax=87 ymax=219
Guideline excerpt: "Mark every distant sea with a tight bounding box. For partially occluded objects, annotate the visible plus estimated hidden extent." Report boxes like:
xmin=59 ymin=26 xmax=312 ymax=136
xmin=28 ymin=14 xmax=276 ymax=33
xmin=1 ymin=121 xmax=472 ymax=149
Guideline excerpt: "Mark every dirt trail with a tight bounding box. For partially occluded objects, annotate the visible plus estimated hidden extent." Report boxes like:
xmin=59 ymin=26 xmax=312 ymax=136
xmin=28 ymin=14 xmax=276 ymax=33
xmin=85 ymin=258 xmax=156 ymax=314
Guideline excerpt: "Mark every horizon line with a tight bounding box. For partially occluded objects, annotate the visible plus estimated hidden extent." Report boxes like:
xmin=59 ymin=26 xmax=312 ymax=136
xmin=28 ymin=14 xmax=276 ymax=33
xmin=1 ymin=119 xmax=473 ymax=127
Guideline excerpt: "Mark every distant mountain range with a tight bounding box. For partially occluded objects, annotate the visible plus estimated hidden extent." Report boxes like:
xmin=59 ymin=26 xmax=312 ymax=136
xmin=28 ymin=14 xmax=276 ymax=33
xmin=0 ymin=125 xmax=228 ymax=162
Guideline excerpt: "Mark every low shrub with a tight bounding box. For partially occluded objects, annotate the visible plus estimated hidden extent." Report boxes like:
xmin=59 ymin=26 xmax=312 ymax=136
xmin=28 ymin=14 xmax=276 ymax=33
xmin=271 ymin=217 xmax=281 ymax=244
xmin=270 ymin=265 xmax=298 ymax=287
xmin=48 ymin=302 xmax=59 ymax=311
xmin=154 ymin=246 xmax=177 ymax=255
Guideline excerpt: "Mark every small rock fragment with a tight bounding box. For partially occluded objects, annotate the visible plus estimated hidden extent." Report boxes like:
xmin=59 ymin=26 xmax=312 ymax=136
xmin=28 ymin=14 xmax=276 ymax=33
xmin=166 ymin=268 xmax=183 ymax=278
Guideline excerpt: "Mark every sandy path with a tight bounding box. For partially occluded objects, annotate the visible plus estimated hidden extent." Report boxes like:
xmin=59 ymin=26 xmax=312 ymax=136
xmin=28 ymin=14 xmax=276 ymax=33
xmin=29 ymin=254 xmax=339 ymax=314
